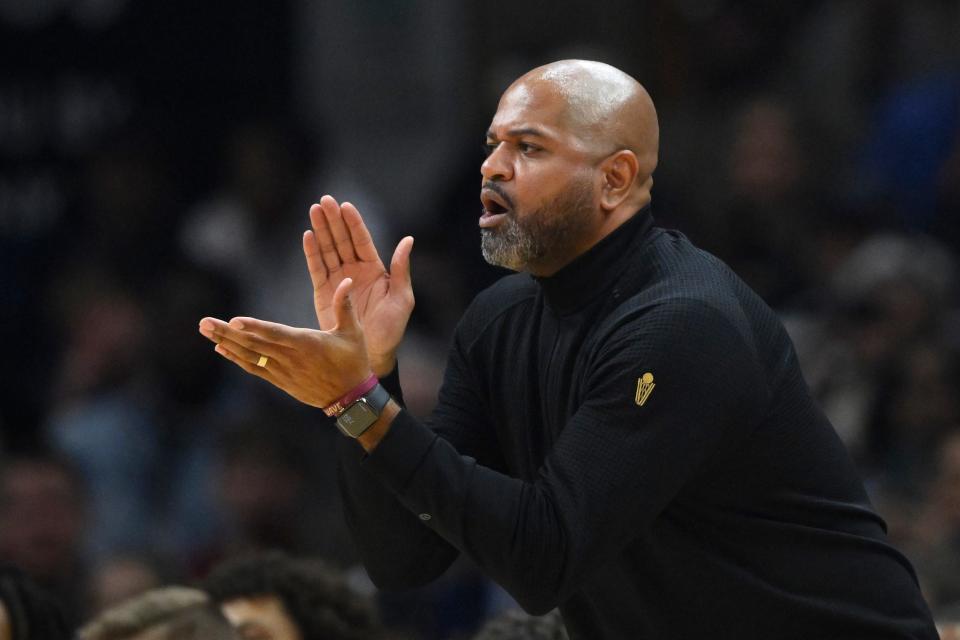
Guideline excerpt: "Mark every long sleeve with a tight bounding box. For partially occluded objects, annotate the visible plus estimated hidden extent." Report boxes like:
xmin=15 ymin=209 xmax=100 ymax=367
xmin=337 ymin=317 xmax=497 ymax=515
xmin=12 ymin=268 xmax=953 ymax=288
xmin=337 ymin=328 xmax=507 ymax=589
xmin=336 ymin=222 xmax=937 ymax=638
xmin=355 ymin=299 xmax=764 ymax=612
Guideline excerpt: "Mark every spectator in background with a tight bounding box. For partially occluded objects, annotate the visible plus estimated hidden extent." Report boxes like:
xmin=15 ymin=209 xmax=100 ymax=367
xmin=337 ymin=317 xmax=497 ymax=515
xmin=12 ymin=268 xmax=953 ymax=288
xmin=0 ymin=452 xmax=88 ymax=627
xmin=213 ymin=424 xmax=314 ymax=559
xmin=140 ymin=263 xmax=245 ymax=561
xmin=197 ymin=414 xmax=355 ymax=575
xmin=86 ymin=554 xmax=167 ymax=616
xmin=43 ymin=267 xmax=155 ymax=560
xmin=0 ymin=565 xmax=70 ymax=640
xmin=787 ymin=232 xmax=957 ymax=468
xmin=870 ymin=342 xmax=960 ymax=488
xmin=204 ymin=551 xmax=386 ymax=640
xmin=45 ymin=266 xmax=147 ymax=410
xmin=706 ymin=96 xmax=816 ymax=308
xmin=78 ymin=587 xmax=236 ymax=640
xmin=471 ymin=609 xmax=568 ymax=640
xmin=46 ymin=261 xmax=247 ymax=567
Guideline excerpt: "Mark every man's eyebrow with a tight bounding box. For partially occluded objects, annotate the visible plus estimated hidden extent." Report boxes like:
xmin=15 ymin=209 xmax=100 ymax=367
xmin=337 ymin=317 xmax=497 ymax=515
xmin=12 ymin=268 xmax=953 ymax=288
xmin=485 ymin=127 xmax=549 ymax=140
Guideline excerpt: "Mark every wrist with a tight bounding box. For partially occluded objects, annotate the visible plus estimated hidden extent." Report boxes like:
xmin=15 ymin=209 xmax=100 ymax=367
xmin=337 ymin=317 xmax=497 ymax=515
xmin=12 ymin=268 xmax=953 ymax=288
xmin=369 ymin=352 xmax=397 ymax=378
xmin=324 ymin=372 xmax=377 ymax=417
xmin=356 ymin=399 xmax=400 ymax=452
xmin=334 ymin=382 xmax=391 ymax=438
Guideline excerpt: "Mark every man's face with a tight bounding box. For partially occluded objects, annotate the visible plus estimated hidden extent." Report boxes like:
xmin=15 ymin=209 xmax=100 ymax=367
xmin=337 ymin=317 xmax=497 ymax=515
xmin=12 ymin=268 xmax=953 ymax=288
xmin=220 ymin=596 xmax=302 ymax=640
xmin=480 ymin=80 xmax=601 ymax=275
xmin=0 ymin=461 xmax=85 ymax=580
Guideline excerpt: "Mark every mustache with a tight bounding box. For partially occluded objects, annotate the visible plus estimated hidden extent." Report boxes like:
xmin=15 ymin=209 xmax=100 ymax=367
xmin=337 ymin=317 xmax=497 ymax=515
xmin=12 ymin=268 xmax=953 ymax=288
xmin=481 ymin=181 xmax=515 ymax=210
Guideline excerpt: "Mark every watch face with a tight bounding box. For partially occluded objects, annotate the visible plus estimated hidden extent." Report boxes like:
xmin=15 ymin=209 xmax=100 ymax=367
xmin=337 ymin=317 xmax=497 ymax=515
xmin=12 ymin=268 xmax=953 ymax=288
xmin=337 ymin=400 xmax=378 ymax=437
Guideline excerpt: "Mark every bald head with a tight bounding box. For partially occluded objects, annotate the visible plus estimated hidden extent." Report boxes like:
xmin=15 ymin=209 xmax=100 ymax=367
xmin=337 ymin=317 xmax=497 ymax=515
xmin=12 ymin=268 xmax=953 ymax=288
xmin=480 ymin=60 xmax=659 ymax=274
xmin=506 ymin=60 xmax=659 ymax=175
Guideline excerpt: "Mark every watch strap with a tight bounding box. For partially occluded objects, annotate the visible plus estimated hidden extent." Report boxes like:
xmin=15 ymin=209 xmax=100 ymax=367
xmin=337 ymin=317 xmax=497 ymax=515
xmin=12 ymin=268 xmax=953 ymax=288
xmin=323 ymin=373 xmax=378 ymax=417
xmin=335 ymin=383 xmax=391 ymax=438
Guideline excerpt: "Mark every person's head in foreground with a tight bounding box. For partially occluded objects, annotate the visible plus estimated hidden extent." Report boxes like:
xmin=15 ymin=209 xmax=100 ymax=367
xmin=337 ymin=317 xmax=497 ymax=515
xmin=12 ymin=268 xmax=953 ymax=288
xmin=130 ymin=604 xmax=238 ymax=640
xmin=471 ymin=608 xmax=568 ymax=640
xmin=78 ymin=586 xmax=236 ymax=640
xmin=203 ymin=551 xmax=384 ymax=640
xmin=0 ymin=566 xmax=70 ymax=640
xmin=479 ymin=59 xmax=658 ymax=276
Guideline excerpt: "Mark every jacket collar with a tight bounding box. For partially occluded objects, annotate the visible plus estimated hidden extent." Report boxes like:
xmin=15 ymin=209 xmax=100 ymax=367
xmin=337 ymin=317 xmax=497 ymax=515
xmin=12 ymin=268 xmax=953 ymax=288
xmin=535 ymin=205 xmax=655 ymax=315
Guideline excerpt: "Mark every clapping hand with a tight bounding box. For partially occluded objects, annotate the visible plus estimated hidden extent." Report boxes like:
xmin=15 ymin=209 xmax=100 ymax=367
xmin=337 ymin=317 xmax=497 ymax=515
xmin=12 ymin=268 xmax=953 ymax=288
xmin=198 ymin=277 xmax=371 ymax=409
xmin=305 ymin=196 xmax=414 ymax=376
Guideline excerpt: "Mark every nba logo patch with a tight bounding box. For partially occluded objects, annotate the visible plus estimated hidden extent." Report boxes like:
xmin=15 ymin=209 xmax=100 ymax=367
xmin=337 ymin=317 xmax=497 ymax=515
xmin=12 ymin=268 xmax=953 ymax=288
xmin=635 ymin=372 xmax=655 ymax=406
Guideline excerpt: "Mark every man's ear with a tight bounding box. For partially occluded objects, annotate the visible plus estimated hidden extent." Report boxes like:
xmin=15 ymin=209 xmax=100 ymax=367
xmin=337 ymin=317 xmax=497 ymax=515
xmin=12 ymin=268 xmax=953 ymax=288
xmin=599 ymin=150 xmax=640 ymax=212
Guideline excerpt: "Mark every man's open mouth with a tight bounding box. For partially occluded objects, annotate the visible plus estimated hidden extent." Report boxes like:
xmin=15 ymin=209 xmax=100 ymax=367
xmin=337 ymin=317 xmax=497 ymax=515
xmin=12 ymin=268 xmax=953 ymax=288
xmin=481 ymin=187 xmax=511 ymax=216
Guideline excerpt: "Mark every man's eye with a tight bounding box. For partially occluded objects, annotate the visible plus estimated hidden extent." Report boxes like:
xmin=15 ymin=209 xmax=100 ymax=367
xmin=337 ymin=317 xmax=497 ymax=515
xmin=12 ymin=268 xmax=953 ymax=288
xmin=518 ymin=142 xmax=538 ymax=154
xmin=482 ymin=142 xmax=498 ymax=156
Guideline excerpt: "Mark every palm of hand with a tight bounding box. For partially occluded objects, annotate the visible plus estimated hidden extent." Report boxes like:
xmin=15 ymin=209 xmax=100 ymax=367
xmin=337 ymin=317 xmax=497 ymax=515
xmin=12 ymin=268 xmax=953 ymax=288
xmin=305 ymin=197 xmax=414 ymax=376
xmin=315 ymin=260 xmax=407 ymax=364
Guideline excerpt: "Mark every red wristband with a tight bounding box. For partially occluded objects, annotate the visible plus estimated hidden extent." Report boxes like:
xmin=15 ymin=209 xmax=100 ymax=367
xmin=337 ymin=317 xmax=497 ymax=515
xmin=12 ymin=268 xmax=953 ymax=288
xmin=323 ymin=373 xmax=378 ymax=417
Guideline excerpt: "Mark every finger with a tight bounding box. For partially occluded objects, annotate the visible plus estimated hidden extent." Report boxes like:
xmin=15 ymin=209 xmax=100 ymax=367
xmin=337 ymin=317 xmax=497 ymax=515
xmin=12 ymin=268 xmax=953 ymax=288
xmin=213 ymin=342 xmax=276 ymax=383
xmin=324 ymin=199 xmax=358 ymax=264
xmin=332 ymin=278 xmax=360 ymax=333
xmin=214 ymin=333 xmax=279 ymax=370
xmin=341 ymin=202 xmax=380 ymax=264
xmin=198 ymin=316 xmax=227 ymax=345
xmin=303 ymin=229 xmax=330 ymax=290
xmin=390 ymin=236 xmax=415 ymax=295
xmin=313 ymin=197 xmax=344 ymax=274
xmin=227 ymin=316 xmax=306 ymax=348
xmin=199 ymin=317 xmax=296 ymax=354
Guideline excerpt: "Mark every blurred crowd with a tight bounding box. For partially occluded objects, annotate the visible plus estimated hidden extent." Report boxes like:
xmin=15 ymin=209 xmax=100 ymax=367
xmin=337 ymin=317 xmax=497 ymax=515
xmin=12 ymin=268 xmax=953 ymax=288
xmin=2 ymin=0 xmax=960 ymax=637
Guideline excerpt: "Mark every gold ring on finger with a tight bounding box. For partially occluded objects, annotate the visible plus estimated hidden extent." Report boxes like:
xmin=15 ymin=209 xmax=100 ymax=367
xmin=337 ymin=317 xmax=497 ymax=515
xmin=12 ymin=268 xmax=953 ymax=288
xmin=256 ymin=355 xmax=269 ymax=368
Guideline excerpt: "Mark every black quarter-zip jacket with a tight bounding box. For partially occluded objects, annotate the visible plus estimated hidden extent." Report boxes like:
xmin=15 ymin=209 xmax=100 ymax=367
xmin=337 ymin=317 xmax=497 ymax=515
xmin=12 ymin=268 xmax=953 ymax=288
xmin=336 ymin=208 xmax=937 ymax=639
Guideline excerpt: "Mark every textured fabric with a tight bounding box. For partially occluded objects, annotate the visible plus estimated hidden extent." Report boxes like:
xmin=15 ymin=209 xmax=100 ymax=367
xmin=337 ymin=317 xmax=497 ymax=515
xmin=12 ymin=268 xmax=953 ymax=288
xmin=337 ymin=208 xmax=937 ymax=639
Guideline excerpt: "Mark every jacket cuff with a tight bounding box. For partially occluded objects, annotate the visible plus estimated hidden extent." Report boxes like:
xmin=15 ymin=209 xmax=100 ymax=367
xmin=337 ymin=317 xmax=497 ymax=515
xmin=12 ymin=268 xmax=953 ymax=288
xmin=363 ymin=409 xmax=436 ymax=492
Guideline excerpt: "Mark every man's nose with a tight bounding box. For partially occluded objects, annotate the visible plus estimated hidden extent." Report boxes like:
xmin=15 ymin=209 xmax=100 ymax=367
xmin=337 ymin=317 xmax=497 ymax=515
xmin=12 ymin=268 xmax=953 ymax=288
xmin=481 ymin=144 xmax=513 ymax=181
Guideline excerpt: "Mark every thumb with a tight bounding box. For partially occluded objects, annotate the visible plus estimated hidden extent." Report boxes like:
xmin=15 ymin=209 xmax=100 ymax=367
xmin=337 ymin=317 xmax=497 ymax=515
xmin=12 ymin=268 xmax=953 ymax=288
xmin=389 ymin=236 xmax=415 ymax=296
xmin=332 ymin=277 xmax=360 ymax=332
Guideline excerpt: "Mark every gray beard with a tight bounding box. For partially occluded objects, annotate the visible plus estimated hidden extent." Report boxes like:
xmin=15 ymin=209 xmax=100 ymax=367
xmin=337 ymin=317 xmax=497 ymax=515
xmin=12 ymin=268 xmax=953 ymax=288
xmin=480 ymin=178 xmax=595 ymax=272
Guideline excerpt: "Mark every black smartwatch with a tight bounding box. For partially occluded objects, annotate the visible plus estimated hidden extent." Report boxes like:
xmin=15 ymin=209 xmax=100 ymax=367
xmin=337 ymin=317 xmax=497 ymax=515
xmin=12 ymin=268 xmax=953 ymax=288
xmin=335 ymin=383 xmax=391 ymax=438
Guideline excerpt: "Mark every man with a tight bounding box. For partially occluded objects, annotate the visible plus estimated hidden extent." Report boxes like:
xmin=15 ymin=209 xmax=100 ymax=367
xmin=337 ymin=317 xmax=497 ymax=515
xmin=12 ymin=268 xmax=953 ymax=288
xmin=0 ymin=453 xmax=88 ymax=627
xmin=199 ymin=60 xmax=937 ymax=638
xmin=203 ymin=551 xmax=385 ymax=640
